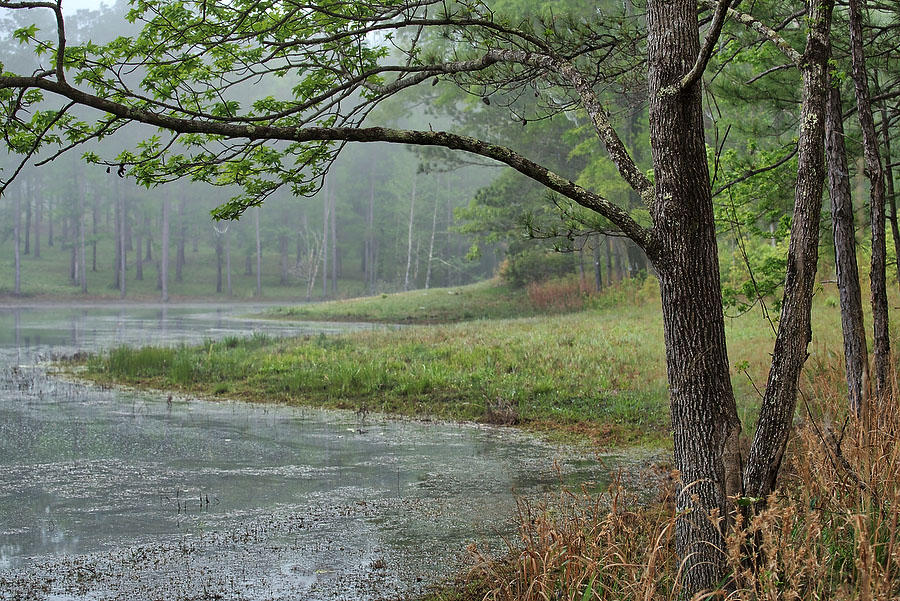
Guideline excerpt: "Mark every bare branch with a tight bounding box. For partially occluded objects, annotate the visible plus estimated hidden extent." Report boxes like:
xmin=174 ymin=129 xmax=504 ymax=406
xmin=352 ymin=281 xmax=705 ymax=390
xmin=680 ymin=0 xmax=730 ymax=91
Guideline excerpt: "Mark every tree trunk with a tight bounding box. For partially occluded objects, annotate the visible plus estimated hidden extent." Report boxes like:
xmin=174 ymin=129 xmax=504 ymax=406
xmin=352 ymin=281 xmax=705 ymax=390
xmin=743 ymin=0 xmax=832 ymax=500
xmin=826 ymin=82 xmax=869 ymax=414
xmin=879 ymin=101 xmax=900 ymax=290
xmin=404 ymin=171 xmax=416 ymax=292
xmin=13 ymin=188 xmax=21 ymax=296
xmin=255 ymin=206 xmax=262 ymax=297
xmin=279 ymin=234 xmax=289 ymax=285
xmin=225 ymin=228 xmax=232 ymax=296
xmin=593 ymin=235 xmax=603 ymax=292
xmin=425 ymin=190 xmax=438 ymax=289
xmin=33 ymin=183 xmax=40 ymax=259
xmin=79 ymin=204 xmax=87 ymax=294
xmin=118 ymin=182 xmax=126 ymax=299
xmin=646 ymin=0 xmax=743 ymax=592
xmin=330 ymin=186 xmax=338 ymax=296
xmin=47 ymin=195 xmax=54 ymax=248
xmin=136 ymin=225 xmax=143 ymax=281
xmin=91 ymin=195 xmax=98 ymax=272
xmin=176 ymin=198 xmax=186 ymax=282
xmin=848 ymin=0 xmax=891 ymax=401
xmin=23 ymin=190 xmax=30 ymax=255
xmin=161 ymin=198 xmax=169 ymax=302
xmin=322 ymin=184 xmax=329 ymax=298
xmin=366 ymin=158 xmax=376 ymax=294
xmin=216 ymin=233 xmax=224 ymax=293
xmin=113 ymin=185 xmax=122 ymax=289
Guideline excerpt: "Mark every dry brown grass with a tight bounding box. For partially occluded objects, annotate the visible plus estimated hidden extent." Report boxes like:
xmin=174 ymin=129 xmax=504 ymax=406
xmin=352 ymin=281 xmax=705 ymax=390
xmin=466 ymin=356 xmax=900 ymax=601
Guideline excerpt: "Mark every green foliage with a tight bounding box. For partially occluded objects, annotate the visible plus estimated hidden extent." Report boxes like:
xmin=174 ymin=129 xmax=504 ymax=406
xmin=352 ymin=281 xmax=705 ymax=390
xmin=499 ymin=248 xmax=578 ymax=288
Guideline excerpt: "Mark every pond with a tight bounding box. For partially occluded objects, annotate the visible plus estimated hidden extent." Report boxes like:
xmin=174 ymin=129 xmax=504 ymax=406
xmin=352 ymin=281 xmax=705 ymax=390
xmin=0 ymin=305 xmax=615 ymax=601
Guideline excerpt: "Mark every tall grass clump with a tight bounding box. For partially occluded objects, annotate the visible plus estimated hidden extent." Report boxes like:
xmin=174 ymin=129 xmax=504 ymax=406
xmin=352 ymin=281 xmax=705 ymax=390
xmin=470 ymin=368 xmax=900 ymax=600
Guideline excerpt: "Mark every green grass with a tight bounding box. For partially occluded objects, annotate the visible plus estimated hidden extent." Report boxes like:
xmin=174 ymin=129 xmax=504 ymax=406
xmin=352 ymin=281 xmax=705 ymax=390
xmin=263 ymin=279 xmax=542 ymax=324
xmin=72 ymin=277 xmax=854 ymax=447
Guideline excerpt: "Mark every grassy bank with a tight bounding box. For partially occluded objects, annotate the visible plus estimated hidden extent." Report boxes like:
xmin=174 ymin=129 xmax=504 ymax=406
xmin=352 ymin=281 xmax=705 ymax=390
xmin=264 ymin=279 xmax=544 ymax=324
xmin=73 ymin=277 xmax=850 ymax=447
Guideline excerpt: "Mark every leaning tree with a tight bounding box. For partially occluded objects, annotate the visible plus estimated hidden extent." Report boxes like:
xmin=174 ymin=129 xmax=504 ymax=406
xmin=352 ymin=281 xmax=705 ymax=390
xmin=0 ymin=0 xmax=838 ymax=594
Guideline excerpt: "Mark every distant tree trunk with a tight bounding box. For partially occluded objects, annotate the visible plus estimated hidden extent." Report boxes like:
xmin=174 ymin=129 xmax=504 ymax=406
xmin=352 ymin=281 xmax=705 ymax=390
xmin=124 ymin=195 xmax=132 ymax=252
xmin=322 ymin=184 xmax=329 ymax=298
xmin=225 ymin=228 xmax=232 ymax=296
xmin=70 ymin=216 xmax=77 ymax=285
xmin=135 ymin=224 xmax=144 ymax=281
xmin=192 ymin=223 xmax=199 ymax=253
xmin=79 ymin=204 xmax=87 ymax=294
xmin=145 ymin=216 xmax=152 ymax=262
xmin=330 ymin=186 xmax=338 ymax=296
xmin=175 ymin=198 xmax=186 ymax=282
xmin=113 ymin=185 xmax=122 ymax=289
xmin=365 ymin=159 xmax=376 ymax=294
xmin=47 ymin=196 xmax=54 ymax=248
xmin=848 ymin=0 xmax=891 ymax=401
xmin=23 ymin=190 xmax=30 ymax=255
xmin=255 ymin=206 xmax=262 ymax=297
xmin=404 ymin=172 xmax=416 ymax=292
xmin=279 ymin=234 xmax=289 ymax=285
xmin=91 ymin=194 xmax=98 ymax=272
xmin=425 ymin=191 xmax=438 ymax=289
xmin=605 ymin=236 xmax=612 ymax=286
xmin=216 ymin=232 xmax=224 ymax=293
xmin=593 ymin=235 xmax=603 ymax=292
xmin=827 ymin=82 xmax=869 ymax=414
xmin=119 ymin=188 xmax=126 ymax=300
xmin=160 ymin=198 xmax=169 ymax=302
xmin=33 ymin=184 xmax=41 ymax=259
xmin=13 ymin=188 xmax=21 ymax=296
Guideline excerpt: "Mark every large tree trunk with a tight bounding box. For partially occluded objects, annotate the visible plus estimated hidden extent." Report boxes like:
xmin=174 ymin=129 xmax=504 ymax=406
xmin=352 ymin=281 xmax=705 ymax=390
xmin=826 ymin=82 xmax=869 ymax=414
xmin=743 ymin=0 xmax=832 ymax=499
xmin=645 ymin=0 xmax=742 ymax=593
xmin=848 ymin=0 xmax=891 ymax=401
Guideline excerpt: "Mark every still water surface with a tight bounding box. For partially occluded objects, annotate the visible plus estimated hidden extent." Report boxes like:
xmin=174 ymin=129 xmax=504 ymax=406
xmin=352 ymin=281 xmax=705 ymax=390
xmin=0 ymin=305 xmax=610 ymax=600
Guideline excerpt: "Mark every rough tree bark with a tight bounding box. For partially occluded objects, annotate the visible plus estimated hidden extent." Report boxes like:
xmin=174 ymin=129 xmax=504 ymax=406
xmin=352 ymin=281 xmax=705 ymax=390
xmin=645 ymin=0 xmax=742 ymax=592
xmin=743 ymin=0 xmax=832 ymax=499
xmin=826 ymin=82 xmax=869 ymax=414
xmin=848 ymin=0 xmax=891 ymax=401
